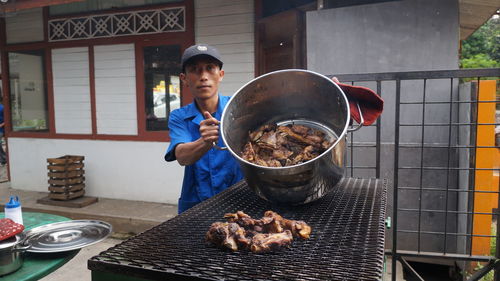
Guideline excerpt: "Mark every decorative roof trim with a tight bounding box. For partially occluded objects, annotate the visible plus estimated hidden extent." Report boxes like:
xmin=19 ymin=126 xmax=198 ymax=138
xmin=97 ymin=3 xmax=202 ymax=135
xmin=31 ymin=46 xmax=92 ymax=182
xmin=48 ymin=6 xmax=185 ymax=41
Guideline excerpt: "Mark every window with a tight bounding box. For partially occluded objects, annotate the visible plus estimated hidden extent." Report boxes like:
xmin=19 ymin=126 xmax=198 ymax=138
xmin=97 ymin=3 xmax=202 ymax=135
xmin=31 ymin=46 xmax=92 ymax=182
xmin=8 ymin=50 xmax=48 ymax=132
xmin=143 ymin=45 xmax=181 ymax=131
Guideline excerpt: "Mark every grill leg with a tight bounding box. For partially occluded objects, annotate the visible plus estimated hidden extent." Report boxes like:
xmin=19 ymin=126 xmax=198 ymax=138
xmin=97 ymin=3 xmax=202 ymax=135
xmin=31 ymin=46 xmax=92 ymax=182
xmin=398 ymin=257 xmax=425 ymax=281
xmin=467 ymin=260 xmax=500 ymax=281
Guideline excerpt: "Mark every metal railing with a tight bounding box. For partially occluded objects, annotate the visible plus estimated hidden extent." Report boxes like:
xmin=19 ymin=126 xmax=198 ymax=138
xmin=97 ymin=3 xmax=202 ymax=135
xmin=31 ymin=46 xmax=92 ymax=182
xmin=331 ymin=68 xmax=500 ymax=281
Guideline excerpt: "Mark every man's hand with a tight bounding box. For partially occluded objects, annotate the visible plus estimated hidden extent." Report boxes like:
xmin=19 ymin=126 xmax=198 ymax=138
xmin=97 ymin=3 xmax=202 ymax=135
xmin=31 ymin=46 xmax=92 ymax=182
xmin=175 ymin=112 xmax=220 ymax=166
xmin=199 ymin=112 xmax=220 ymax=146
xmin=332 ymin=77 xmax=340 ymax=83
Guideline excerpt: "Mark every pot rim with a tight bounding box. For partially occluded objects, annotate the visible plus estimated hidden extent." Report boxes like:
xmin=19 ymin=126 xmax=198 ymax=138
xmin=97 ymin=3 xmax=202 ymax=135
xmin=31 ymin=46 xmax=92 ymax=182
xmin=0 ymin=235 xmax=22 ymax=250
xmin=221 ymin=68 xmax=350 ymax=170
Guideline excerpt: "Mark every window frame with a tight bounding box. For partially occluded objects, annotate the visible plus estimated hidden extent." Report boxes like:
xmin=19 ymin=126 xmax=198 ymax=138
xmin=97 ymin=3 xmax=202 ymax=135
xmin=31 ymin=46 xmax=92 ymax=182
xmin=0 ymin=1 xmax=194 ymax=142
xmin=6 ymin=49 xmax=50 ymax=133
xmin=136 ymin=38 xmax=193 ymax=141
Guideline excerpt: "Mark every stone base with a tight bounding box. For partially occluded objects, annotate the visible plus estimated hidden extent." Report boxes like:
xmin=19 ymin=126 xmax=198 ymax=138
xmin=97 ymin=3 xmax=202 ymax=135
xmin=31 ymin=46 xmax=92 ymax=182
xmin=37 ymin=196 xmax=98 ymax=208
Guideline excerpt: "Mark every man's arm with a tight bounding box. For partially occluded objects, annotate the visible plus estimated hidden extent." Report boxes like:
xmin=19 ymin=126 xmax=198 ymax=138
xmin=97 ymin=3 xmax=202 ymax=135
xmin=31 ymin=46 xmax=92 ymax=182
xmin=175 ymin=138 xmax=211 ymax=166
xmin=175 ymin=111 xmax=219 ymax=166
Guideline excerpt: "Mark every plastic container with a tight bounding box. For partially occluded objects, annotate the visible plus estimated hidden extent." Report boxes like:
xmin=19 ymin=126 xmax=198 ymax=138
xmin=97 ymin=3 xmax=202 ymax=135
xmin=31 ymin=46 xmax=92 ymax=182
xmin=4 ymin=196 xmax=23 ymax=225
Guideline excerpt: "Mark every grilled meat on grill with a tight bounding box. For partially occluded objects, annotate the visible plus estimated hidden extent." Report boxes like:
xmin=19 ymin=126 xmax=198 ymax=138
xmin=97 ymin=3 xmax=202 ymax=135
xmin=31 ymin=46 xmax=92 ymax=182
xmin=205 ymin=222 xmax=251 ymax=251
xmin=241 ymin=123 xmax=333 ymax=167
xmin=207 ymin=211 xmax=312 ymax=253
xmin=225 ymin=210 xmax=282 ymax=233
xmin=224 ymin=211 xmax=260 ymax=230
xmin=250 ymin=230 xmax=293 ymax=253
xmin=263 ymin=211 xmax=312 ymax=239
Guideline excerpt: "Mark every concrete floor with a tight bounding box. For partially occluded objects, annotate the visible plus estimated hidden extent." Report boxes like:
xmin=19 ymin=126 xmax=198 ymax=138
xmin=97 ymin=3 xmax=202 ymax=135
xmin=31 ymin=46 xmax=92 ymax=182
xmin=39 ymin=238 xmax=122 ymax=281
xmin=384 ymin=257 xmax=406 ymax=281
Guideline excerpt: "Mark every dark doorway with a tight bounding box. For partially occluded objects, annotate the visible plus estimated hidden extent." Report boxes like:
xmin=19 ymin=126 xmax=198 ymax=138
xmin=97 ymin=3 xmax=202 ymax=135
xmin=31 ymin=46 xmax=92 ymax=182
xmin=256 ymin=9 xmax=307 ymax=75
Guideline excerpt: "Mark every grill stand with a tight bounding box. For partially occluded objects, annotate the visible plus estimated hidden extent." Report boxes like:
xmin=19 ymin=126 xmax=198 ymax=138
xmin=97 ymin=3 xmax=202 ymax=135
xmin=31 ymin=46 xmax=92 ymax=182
xmin=89 ymin=177 xmax=387 ymax=281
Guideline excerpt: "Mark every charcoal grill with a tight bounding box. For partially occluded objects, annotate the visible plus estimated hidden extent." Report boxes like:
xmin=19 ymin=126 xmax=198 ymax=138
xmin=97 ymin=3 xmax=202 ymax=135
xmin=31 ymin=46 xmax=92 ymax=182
xmin=88 ymin=177 xmax=387 ymax=281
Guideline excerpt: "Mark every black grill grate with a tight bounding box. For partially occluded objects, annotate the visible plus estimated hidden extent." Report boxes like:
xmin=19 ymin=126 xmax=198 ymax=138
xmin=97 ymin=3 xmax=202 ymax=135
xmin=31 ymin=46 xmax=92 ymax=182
xmin=88 ymin=177 xmax=387 ymax=281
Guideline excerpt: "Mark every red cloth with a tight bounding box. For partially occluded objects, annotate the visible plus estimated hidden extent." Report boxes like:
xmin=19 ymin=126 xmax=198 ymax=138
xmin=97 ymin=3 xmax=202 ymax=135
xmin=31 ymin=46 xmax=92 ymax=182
xmin=0 ymin=218 xmax=24 ymax=241
xmin=337 ymin=83 xmax=384 ymax=126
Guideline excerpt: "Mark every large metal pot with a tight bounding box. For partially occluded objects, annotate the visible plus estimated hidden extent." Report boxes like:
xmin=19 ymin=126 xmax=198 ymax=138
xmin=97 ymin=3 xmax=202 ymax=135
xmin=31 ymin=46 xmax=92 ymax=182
xmin=221 ymin=69 xmax=356 ymax=205
xmin=0 ymin=235 xmax=30 ymax=276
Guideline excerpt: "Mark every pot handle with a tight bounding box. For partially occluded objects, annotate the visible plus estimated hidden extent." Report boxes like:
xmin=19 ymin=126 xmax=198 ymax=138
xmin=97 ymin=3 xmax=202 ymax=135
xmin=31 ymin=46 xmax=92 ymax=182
xmin=212 ymin=142 xmax=227 ymax=150
xmin=13 ymin=243 xmax=31 ymax=253
xmin=347 ymin=102 xmax=364 ymax=132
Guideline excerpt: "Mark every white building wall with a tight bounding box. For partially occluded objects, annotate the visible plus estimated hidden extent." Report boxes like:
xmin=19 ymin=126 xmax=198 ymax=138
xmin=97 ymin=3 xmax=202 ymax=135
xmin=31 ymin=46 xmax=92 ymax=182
xmin=5 ymin=8 xmax=44 ymax=44
xmin=6 ymin=1 xmax=256 ymax=204
xmin=52 ymin=47 xmax=92 ymax=134
xmin=8 ymin=138 xmax=183 ymax=204
xmin=194 ymin=0 xmax=255 ymax=96
xmin=94 ymin=44 xmax=138 ymax=135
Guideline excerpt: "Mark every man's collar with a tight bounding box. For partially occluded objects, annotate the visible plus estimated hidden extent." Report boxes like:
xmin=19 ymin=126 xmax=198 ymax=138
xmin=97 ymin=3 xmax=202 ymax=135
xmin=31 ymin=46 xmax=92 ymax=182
xmin=187 ymin=94 xmax=222 ymax=125
xmin=184 ymin=102 xmax=200 ymax=119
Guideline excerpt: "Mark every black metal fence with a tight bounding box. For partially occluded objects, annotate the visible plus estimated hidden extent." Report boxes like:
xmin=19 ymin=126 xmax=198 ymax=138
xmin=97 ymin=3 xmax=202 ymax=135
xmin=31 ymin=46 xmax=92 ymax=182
xmin=332 ymin=68 xmax=500 ymax=281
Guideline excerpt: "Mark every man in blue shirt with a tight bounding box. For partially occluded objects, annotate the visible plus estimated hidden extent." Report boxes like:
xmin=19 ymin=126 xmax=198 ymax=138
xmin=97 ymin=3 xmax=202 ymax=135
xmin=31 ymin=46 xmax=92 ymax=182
xmin=164 ymin=44 xmax=243 ymax=213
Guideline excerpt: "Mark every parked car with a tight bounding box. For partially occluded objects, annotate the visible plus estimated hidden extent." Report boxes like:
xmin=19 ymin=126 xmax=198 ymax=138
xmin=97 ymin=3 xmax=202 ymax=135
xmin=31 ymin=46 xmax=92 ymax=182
xmin=154 ymin=93 xmax=181 ymax=118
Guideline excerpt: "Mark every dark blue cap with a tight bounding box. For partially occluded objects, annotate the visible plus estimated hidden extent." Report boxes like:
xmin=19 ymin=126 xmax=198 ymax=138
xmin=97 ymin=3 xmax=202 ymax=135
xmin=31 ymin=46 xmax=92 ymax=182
xmin=181 ymin=44 xmax=223 ymax=72
xmin=5 ymin=196 xmax=20 ymax=208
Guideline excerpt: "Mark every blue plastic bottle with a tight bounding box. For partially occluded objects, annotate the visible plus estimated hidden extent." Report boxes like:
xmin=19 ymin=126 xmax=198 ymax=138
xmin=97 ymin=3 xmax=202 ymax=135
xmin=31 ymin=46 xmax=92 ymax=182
xmin=4 ymin=196 xmax=23 ymax=225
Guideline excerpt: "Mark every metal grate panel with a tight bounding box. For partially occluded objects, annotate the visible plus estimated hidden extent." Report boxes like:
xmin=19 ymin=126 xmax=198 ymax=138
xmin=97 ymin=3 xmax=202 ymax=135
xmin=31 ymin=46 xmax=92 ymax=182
xmin=334 ymin=68 xmax=500 ymax=281
xmin=89 ymin=177 xmax=387 ymax=281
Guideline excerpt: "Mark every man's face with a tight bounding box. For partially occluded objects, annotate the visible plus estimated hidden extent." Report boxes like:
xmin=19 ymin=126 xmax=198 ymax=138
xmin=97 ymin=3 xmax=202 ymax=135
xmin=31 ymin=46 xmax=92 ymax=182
xmin=180 ymin=57 xmax=224 ymax=101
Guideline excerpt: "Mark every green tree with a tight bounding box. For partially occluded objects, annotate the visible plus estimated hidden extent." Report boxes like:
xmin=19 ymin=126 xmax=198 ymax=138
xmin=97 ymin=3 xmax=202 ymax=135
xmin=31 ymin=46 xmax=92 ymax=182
xmin=460 ymin=15 xmax=500 ymax=68
xmin=461 ymin=54 xmax=499 ymax=69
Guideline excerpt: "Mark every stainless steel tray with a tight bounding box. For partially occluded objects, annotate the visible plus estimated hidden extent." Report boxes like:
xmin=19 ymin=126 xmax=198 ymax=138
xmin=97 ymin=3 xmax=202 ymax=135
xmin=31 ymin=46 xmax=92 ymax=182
xmin=23 ymin=220 xmax=112 ymax=253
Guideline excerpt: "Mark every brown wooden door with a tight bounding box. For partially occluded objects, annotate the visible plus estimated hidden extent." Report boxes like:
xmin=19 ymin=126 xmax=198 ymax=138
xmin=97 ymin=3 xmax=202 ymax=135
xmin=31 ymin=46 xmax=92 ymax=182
xmin=256 ymin=9 xmax=306 ymax=76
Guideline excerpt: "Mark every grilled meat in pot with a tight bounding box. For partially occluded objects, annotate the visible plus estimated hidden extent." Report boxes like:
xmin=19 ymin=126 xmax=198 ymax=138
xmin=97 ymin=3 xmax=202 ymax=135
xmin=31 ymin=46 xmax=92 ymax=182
xmin=241 ymin=123 xmax=333 ymax=167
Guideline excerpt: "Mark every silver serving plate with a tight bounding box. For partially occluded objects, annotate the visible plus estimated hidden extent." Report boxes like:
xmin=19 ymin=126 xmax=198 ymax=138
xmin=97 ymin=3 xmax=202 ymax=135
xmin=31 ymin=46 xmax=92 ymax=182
xmin=22 ymin=220 xmax=112 ymax=253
